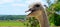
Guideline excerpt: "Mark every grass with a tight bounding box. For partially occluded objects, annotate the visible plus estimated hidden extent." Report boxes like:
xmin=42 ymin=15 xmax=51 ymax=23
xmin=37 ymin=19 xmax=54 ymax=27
xmin=0 ymin=21 xmax=57 ymax=27
xmin=0 ymin=21 xmax=25 ymax=26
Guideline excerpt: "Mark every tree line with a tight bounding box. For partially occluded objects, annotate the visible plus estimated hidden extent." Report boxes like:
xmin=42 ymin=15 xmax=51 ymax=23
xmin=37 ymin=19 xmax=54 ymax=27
xmin=0 ymin=15 xmax=26 ymax=21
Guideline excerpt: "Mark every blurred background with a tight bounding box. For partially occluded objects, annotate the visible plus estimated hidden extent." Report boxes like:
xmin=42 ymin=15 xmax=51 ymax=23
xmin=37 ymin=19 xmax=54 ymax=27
xmin=0 ymin=0 xmax=60 ymax=27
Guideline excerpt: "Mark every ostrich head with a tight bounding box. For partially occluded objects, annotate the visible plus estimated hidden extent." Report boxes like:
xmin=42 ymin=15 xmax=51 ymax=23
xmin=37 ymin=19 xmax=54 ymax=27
xmin=25 ymin=2 xmax=44 ymax=13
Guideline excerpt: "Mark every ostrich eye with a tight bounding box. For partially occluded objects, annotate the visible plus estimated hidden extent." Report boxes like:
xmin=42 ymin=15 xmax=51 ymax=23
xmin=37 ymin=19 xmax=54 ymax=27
xmin=35 ymin=4 xmax=40 ymax=7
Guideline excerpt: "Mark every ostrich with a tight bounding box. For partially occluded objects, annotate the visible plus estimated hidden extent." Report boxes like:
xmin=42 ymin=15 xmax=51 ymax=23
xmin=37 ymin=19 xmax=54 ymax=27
xmin=25 ymin=2 xmax=50 ymax=27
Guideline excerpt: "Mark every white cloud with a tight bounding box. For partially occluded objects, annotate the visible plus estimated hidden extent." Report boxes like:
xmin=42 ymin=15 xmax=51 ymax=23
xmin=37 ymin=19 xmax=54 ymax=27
xmin=25 ymin=0 xmax=43 ymax=4
xmin=0 ymin=2 xmax=4 ymax=4
xmin=3 ymin=0 xmax=14 ymax=3
xmin=12 ymin=4 xmax=26 ymax=7
xmin=0 ymin=0 xmax=14 ymax=4
xmin=15 ymin=0 xmax=22 ymax=2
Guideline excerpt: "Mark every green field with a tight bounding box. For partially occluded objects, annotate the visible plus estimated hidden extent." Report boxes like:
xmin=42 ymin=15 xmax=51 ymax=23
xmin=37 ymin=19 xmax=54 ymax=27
xmin=0 ymin=21 xmax=25 ymax=26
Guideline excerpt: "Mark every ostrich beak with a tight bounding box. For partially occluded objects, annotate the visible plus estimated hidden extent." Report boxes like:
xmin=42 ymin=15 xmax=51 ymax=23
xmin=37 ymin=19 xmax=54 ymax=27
xmin=25 ymin=10 xmax=30 ymax=13
xmin=25 ymin=8 xmax=34 ymax=13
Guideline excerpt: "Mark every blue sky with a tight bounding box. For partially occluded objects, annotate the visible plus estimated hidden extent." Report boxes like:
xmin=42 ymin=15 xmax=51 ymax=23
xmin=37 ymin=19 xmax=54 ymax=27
xmin=0 ymin=0 xmax=54 ymax=15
